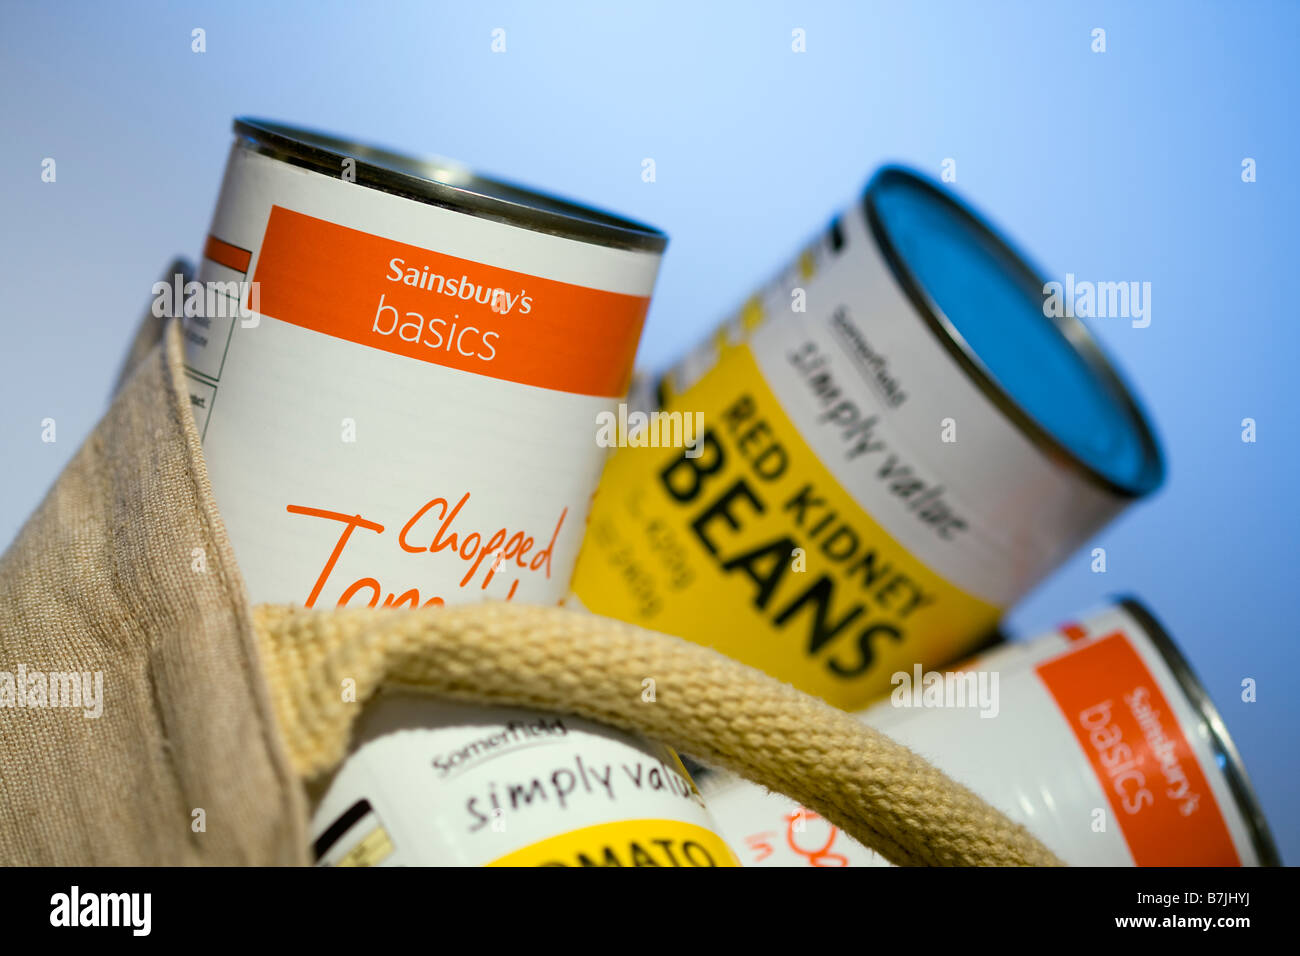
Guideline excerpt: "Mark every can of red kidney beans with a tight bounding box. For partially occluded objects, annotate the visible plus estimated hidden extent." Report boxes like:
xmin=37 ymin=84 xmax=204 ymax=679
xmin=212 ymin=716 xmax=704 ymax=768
xmin=184 ymin=118 xmax=736 ymax=866
xmin=697 ymin=599 xmax=1278 ymax=867
xmin=569 ymin=166 xmax=1165 ymax=710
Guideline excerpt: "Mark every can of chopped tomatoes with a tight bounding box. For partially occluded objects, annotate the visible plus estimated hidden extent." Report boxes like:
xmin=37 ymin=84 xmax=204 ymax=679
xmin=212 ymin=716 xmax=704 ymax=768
xmin=185 ymin=118 xmax=666 ymax=610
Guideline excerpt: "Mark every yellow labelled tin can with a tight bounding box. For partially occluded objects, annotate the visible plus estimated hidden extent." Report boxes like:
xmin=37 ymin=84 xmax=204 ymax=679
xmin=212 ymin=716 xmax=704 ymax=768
xmin=571 ymin=167 xmax=1163 ymax=709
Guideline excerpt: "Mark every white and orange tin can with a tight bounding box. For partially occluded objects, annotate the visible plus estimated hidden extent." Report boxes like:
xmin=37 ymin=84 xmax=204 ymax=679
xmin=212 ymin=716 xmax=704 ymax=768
xmin=184 ymin=118 xmax=735 ymax=866
xmin=697 ymin=599 xmax=1278 ymax=867
xmin=185 ymin=118 xmax=663 ymax=610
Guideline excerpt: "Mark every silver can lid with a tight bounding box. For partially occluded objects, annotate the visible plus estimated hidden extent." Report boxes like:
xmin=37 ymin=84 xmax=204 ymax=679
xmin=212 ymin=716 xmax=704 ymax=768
xmin=865 ymin=166 xmax=1164 ymax=499
xmin=233 ymin=117 xmax=667 ymax=254
xmin=1119 ymin=596 xmax=1280 ymax=866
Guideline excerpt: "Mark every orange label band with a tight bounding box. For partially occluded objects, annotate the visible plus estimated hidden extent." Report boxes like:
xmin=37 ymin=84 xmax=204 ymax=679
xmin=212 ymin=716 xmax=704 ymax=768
xmin=1035 ymin=633 xmax=1240 ymax=866
xmin=203 ymin=233 xmax=253 ymax=273
xmin=250 ymin=206 xmax=651 ymax=397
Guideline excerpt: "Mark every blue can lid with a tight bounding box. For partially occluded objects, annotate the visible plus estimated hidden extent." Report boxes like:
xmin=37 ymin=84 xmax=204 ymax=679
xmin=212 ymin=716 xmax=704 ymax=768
xmin=864 ymin=167 xmax=1163 ymax=497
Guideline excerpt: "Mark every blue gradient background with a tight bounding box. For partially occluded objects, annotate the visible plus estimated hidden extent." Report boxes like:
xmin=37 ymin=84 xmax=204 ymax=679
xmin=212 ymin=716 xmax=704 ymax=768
xmin=1 ymin=1 xmax=1296 ymax=863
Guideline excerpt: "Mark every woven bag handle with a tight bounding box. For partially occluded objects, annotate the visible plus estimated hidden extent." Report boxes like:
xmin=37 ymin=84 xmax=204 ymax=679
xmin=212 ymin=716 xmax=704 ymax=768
xmin=253 ymin=602 xmax=1063 ymax=867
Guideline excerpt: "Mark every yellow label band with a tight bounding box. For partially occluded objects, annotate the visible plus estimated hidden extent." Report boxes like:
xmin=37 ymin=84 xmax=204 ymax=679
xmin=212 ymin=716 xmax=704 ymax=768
xmin=487 ymin=819 xmax=740 ymax=867
xmin=334 ymin=826 xmax=396 ymax=867
xmin=572 ymin=345 xmax=999 ymax=710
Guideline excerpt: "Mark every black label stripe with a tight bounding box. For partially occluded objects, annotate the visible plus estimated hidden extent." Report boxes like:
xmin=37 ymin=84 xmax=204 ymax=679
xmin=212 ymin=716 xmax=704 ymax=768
xmin=312 ymin=799 xmax=375 ymax=862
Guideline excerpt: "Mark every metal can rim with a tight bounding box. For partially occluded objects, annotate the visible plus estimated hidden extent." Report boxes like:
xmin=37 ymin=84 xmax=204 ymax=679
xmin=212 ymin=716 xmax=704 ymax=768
xmin=232 ymin=117 xmax=668 ymax=254
xmin=1118 ymin=595 xmax=1281 ymax=866
xmin=863 ymin=166 xmax=1165 ymax=500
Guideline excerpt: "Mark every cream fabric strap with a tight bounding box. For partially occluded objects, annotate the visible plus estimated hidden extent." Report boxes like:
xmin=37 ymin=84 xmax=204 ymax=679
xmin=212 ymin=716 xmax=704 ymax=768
xmin=254 ymin=602 xmax=1064 ymax=867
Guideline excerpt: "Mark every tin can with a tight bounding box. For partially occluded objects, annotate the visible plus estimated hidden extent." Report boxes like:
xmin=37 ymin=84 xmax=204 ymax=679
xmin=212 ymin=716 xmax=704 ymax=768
xmin=185 ymin=118 xmax=666 ymax=610
xmin=697 ymin=599 xmax=1279 ymax=867
xmin=312 ymin=695 xmax=739 ymax=867
xmin=569 ymin=166 xmax=1164 ymax=709
xmin=184 ymin=118 xmax=735 ymax=866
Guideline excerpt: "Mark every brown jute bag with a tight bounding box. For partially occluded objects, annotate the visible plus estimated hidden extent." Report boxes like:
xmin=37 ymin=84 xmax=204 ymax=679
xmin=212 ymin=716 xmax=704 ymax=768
xmin=0 ymin=302 xmax=1061 ymax=867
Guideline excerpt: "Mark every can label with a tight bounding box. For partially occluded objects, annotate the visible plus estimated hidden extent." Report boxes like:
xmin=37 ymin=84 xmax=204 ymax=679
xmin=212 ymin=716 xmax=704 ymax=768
xmin=571 ymin=202 xmax=1120 ymax=708
xmin=1035 ymin=630 xmax=1240 ymax=865
xmin=697 ymin=604 xmax=1265 ymax=866
xmin=311 ymin=697 xmax=740 ymax=867
xmin=185 ymin=143 xmax=659 ymax=608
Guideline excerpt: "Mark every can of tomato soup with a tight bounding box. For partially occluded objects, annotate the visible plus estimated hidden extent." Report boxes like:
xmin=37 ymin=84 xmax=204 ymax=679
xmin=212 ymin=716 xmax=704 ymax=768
xmin=184 ymin=118 xmax=736 ymax=866
xmin=569 ymin=167 xmax=1165 ymax=710
xmin=697 ymin=599 xmax=1278 ymax=867
xmin=313 ymin=696 xmax=735 ymax=867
